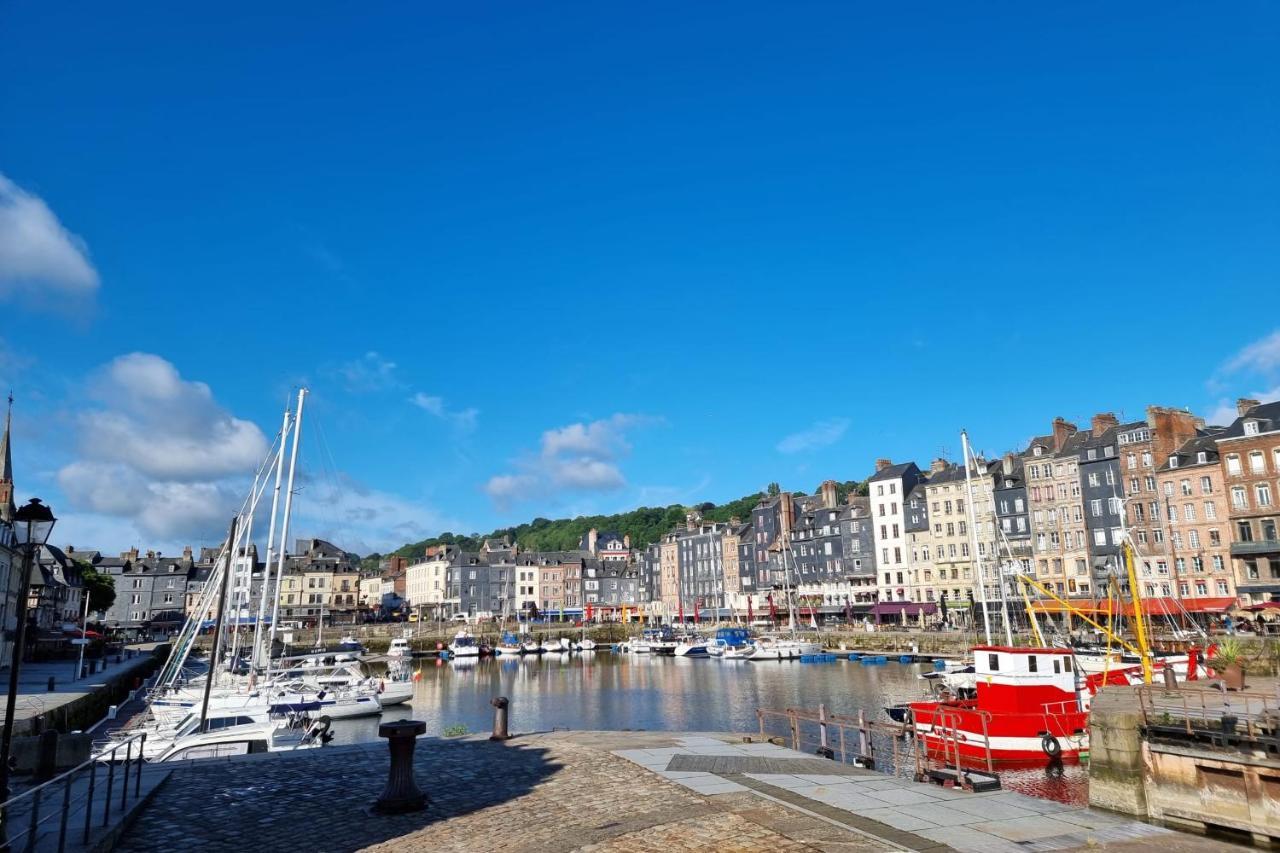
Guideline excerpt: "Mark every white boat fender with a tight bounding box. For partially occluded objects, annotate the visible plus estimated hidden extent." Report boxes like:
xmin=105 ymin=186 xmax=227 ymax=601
xmin=1041 ymin=734 xmax=1061 ymax=757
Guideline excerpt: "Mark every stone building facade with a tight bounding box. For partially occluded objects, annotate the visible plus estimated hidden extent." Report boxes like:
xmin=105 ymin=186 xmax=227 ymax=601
xmin=1219 ymin=399 xmax=1280 ymax=604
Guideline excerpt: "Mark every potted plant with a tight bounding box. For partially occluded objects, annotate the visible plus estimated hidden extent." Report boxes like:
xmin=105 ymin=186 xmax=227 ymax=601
xmin=1212 ymin=637 xmax=1247 ymax=690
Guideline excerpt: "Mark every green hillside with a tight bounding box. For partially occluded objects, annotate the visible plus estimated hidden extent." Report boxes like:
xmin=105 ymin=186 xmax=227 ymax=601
xmin=361 ymin=479 xmax=866 ymax=568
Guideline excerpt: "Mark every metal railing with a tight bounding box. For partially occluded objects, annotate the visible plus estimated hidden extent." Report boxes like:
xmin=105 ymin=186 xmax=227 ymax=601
xmin=1138 ymin=685 xmax=1279 ymax=741
xmin=756 ymin=703 xmax=998 ymax=783
xmin=0 ymin=731 xmax=147 ymax=853
xmin=756 ymin=705 xmax=919 ymax=776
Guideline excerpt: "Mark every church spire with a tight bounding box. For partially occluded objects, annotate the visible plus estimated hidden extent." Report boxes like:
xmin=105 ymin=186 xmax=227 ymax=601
xmin=0 ymin=392 xmax=14 ymax=522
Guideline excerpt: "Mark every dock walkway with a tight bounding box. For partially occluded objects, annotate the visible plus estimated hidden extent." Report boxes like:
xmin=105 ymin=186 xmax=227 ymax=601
xmin=111 ymin=729 xmax=1232 ymax=852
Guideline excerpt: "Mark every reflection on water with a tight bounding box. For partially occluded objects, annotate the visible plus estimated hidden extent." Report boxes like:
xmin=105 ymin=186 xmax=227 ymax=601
xmin=330 ymin=652 xmax=1087 ymax=804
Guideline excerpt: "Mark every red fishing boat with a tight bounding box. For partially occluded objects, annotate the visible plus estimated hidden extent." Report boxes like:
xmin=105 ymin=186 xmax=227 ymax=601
xmin=910 ymin=645 xmax=1091 ymax=766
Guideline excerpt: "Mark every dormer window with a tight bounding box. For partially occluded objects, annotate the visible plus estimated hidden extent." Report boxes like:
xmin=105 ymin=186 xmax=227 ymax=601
xmin=1169 ymin=456 xmax=1179 ymax=469
xmin=1244 ymin=420 xmax=1260 ymax=436
xmin=1033 ymin=446 xmax=1043 ymax=457
xmin=1197 ymin=451 xmax=1207 ymax=464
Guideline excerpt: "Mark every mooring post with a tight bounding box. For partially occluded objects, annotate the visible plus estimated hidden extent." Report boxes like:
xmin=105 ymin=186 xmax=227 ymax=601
xmin=815 ymin=704 xmax=834 ymax=759
xmin=490 ymin=696 xmax=511 ymax=741
xmin=372 ymin=720 xmax=428 ymax=815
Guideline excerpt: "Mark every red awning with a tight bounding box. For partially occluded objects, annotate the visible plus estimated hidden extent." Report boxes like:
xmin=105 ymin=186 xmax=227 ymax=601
xmin=1245 ymin=601 xmax=1280 ymax=612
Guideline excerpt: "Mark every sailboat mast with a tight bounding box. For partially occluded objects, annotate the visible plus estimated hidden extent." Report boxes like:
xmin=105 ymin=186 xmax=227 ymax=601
xmin=252 ymin=407 xmax=291 ymax=669
xmin=962 ymin=431 xmax=995 ymax=645
xmin=266 ymin=387 xmax=307 ymax=680
xmin=201 ymin=515 xmax=239 ymax=733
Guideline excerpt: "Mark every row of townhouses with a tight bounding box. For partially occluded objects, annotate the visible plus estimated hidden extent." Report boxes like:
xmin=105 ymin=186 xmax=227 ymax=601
xmin=398 ymin=530 xmax=640 ymax=620
xmin=394 ymin=398 xmax=1280 ymax=623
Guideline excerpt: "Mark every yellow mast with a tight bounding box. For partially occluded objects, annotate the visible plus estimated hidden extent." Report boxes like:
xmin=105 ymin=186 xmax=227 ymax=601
xmin=1019 ymin=580 xmax=1045 ymax=647
xmin=1122 ymin=540 xmax=1153 ymax=684
xmin=1018 ymin=574 xmax=1145 ymax=658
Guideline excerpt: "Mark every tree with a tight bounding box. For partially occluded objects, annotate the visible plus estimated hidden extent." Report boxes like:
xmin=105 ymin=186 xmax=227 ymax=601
xmin=78 ymin=563 xmax=117 ymax=614
xmin=766 ymin=482 xmax=781 ymax=497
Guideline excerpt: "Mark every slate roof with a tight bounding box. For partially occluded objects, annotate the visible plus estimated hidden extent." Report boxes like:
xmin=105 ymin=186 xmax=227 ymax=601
xmin=1220 ymin=400 xmax=1280 ymax=439
xmin=1157 ymin=434 xmax=1221 ymax=473
xmin=867 ymin=462 xmax=918 ymax=482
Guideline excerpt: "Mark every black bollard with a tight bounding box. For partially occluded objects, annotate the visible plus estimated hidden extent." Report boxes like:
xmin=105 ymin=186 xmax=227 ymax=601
xmin=490 ymin=696 xmax=511 ymax=741
xmin=35 ymin=730 xmax=59 ymax=782
xmin=372 ymin=720 xmax=428 ymax=815
xmin=47 ymin=675 xmax=56 ymax=692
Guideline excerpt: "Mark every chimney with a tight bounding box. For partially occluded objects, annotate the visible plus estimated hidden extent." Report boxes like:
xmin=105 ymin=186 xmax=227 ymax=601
xmin=875 ymin=458 xmax=893 ymax=473
xmin=1051 ymin=417 xmax=1077 ymax=451
xmin=125 ymin=547 xmax=139 ymax=561
xmin=779 ymin=492 xmax=795 ymax=536
xmin=1238 ymin=398 xmax=1261 ymax=417
xmin=1146 ymin=406 xmax=1200 ymax=460
xmin=183 ymin=545 xmax=193 ymax=559
xmin=930 ymin=458 xmax=948 ymax=474
xmin=1003 ymin=452 xmax=1015 ymax=475
xmin=587 ymin=528 xmax=598 ymax=554
xmin=623 ymin=533 xmax=631 ymax=549
xmin=820 ymin=480 xmax=838 ymax=509
xmin=1090 ymin=412 xmax=1119 ymax=434
xmin=729 ymin=516 xmax=740 ymax=526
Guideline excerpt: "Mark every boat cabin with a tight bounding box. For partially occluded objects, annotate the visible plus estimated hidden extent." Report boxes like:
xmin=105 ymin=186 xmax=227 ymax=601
xmin=714 ymin=627 xmax=750 ymax=646
xmin=972 ymin=646 xmax=1080 ymax=712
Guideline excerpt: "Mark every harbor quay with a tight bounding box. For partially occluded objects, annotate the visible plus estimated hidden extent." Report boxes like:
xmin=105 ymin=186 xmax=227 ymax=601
xmin=113 ymin=728 xmax=1227 ymax=853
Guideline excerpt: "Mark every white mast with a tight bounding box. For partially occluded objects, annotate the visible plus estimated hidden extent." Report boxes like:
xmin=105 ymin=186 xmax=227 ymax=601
xmin=266 ymin=387 xmax=307 ymax=680
xmin=252 ymin=406 xmax=291 ymax=669
xmin=962 ymin=430 xmax=995 ymax=645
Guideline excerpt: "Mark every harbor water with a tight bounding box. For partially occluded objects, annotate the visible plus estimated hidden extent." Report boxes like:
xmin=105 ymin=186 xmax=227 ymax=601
xmin=335 ymin=651 xmax=1088 ymax=804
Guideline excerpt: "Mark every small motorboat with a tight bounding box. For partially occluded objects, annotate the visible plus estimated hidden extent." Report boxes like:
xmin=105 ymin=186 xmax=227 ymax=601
xmin=448 ymin=629 xmax=482 ymax=658
xmin=708 ymin=627 xmax=751 ymax=658
xmin=673 ymin=634 xmax=709 ymax=657
xmin=387 ymin=638 xmax=412 ymax=659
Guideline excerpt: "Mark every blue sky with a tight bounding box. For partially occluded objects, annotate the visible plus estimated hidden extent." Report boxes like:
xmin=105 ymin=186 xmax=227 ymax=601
xmin=1 ymin=2 xmax=1278 ymax=555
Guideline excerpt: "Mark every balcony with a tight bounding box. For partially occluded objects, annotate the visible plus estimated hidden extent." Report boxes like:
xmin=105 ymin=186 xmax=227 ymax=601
xmin=1231 ymin=539 xmax=1280 ymax=557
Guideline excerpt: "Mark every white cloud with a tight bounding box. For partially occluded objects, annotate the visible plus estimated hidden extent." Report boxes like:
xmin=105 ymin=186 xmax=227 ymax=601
xmin=1207 ymin=384 xmax=1280 ymax=427
xmin=1223 ymin=330 xmax=1280 ymax=376
xmin=0 ymin=173 xmax=99 ymax=302
xmin=409 ymin=392 xmax=479 ymax=433
xmin=56 ymin=354 xmax=269 ymax=541
xmin=484 ymin=414 xmax=658 ymax=508
xmin=290 ymin=471 xmax=464 ymax=556
xmin=777 ymin=418 xmax=850 ymax=454
xmin=329 ymin=351 xmax=402 ymax=392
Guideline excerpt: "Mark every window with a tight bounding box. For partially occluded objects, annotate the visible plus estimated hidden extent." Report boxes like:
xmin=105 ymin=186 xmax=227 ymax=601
xmin=1205 ymin=501 xmax=1217 ymax=520
xmin=1201 ymin=476 xmax=1213 ymax=494
xmin=1238 ymin=521 xmax=1255 ymax=543
xmin=1258 ymin=483 xmax=1273 ymax=507
xmin=1217 ymin=580 xmax=1230 ymax=595
xmin=1189 ymin=530 xmax=1201 ymax=548
xmin=1144 ymin=476 xmax=1156 ymax=491
xmin=1088 ymin=472 xmax=1100 ymax=487
xmin=1250 ymin=451 xmax=1266 ymax=474
xmin=1090 ymin=499 xmax=1102 ymax=517
xmin=1142 ymin=451 xmax=1152 ymax=467
xmin=1093 ymin=529 xmax=1106 ymax=546
xmin=1264 ymin=518 xmax=1279 ymax=542
xmin=1226 ymin=454 xmax=1242 ymax=475
xmin=1180 ymin=479 xmax=1192 ymax=496
xmin=988 ymin=654 xmax=999 ymax=671
xmin=1245 ymin=421 xmax=1261 ymax=436
xmin=1169 ymin=456 xmax=1180 ymax=469
xmin=1163 ymin=482 xmax=1174 ymax=497
xmin=1210 ymin=528 xmax=1221 ymax=546
xmin=1212 ymin=555 xmax=1224 ymax=571
xmin=1232 ymin=487 xmax=1248 ymax=510
xmin=1028 ymin=655 xmax=1038 ymax=673
xmin=1127 ymin=453 xmax=1137 ymax=469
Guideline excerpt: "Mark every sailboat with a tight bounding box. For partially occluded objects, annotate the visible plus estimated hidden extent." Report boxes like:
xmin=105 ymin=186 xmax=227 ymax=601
xmin=746 ymin=532 xmax=819 ymax=661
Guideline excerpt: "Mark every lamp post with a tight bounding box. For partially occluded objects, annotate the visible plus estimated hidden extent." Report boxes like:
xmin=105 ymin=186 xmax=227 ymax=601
xmin=0 ymin=498 xmax=57 ymax=846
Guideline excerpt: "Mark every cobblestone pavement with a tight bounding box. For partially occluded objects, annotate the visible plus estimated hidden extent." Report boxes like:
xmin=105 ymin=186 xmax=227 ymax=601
xmin=117 ymin=732 xmax=892 ymax=852
xmin=117 ymin=730 xmax=1237 ymax=852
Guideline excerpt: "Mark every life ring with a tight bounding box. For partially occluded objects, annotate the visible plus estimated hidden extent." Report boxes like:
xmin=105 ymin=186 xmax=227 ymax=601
xmin=1041 ymin=734 xmax=1062 ymax=757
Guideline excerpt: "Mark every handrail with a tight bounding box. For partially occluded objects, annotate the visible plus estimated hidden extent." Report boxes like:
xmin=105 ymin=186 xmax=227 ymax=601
xmin=0 ymin=730 xmax=148 ymax=853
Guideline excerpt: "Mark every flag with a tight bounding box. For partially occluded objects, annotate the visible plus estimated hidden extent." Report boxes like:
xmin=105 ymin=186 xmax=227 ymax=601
xmin=747 ymin=597 xmax=754 ymax=623
xmin=694 ymin=599 xmax=700 ymax=624
xmin=767 ymin=592 xmax=777 ymax=622
xmin=679 ymin=600 xmax=685 ymax=625
xmin=586 ymin=603 xmax=594 ymax=623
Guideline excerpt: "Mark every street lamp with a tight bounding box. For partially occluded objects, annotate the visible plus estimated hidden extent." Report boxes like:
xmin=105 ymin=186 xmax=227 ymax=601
xmin=0 ymin=498 xmax=57 ymax=837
